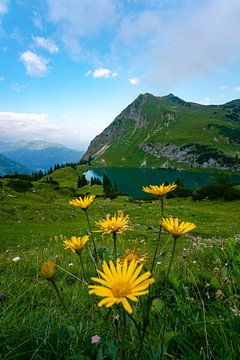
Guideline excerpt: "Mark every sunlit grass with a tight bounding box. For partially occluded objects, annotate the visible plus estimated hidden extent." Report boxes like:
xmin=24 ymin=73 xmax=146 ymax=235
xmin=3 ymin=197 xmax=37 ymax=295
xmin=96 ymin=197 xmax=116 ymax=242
xmin=0 ymin=181 xmax=240 ymax=359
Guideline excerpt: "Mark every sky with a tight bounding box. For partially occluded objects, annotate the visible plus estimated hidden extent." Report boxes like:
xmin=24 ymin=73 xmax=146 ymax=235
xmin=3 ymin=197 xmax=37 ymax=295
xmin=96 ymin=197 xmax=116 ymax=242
xmin=0 ymin=0 xmax=240 ymax=150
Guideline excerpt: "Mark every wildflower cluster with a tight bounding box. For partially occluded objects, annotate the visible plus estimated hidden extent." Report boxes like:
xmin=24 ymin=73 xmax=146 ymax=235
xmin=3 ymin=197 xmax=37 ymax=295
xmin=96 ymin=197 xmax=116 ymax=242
xmin=41 ymin=183 xmax=197 ymax=358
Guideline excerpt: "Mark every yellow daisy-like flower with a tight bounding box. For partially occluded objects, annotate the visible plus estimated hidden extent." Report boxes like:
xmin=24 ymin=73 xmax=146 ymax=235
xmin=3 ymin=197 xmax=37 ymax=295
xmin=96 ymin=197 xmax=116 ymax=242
xmin=41 ymin=261 xmax=56 ymax=279
xmin=89 ymin=259 xmax=154 ymax=314
xmin=123 ymin=248 xmax=147 ymax=264
xmin=69 ymin=195 xmax=95 ymax=210
xmin=95 ymin=211 xmax=129 ymax=234
xmin=63 ymin=235 xmax=89 ymax=253
xmin=142 ymin=183 xmax=177 ymax=197
xmin=161 ymin=217 xmax=196 ymax=238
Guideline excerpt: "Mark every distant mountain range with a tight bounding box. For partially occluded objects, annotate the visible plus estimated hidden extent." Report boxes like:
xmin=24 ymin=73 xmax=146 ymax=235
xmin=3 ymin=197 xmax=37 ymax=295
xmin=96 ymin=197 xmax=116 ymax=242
xmin=0 ymin=140 xmax=84 ymax=175
xmin=82 ymin=93 xmax=240 ymax=170
xmin=0 ymin=153 xmax=29 ymax=176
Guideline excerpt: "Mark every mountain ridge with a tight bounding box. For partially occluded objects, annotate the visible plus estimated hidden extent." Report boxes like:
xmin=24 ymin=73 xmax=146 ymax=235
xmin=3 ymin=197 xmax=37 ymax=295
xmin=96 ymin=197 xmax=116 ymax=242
xmin=0 ymin=153 xmax=29 ymax=176
xmin=0 ymin=140 xmax=84 ymax=173
xmin=82 ymin=93 xmax=240 ymax=170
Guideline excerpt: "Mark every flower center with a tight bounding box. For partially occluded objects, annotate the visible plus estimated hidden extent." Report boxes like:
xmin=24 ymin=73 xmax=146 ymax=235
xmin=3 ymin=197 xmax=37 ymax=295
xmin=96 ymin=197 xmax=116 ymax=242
xmin=112 ymin=281 xmax=130 ymax=298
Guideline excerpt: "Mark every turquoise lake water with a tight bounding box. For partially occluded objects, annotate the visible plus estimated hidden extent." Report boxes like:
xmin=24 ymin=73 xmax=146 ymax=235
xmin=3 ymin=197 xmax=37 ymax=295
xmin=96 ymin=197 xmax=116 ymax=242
xmin=84 ymin=167 xmax=240 ymax=198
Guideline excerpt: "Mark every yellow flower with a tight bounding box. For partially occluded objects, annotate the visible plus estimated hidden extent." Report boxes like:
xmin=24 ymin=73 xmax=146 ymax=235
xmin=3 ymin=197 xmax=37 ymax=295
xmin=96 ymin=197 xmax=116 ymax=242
xmin=142 ymin=183 xmax=177 ymax=197
xmin=95 ymin=211 xmax=129 ymax=234
xmin=123 ymin=248 xmax=147 ymax=264
xmin=161 ymin=217 xmax=196 ymax=238
xmin=89 ymin=259 xmax=154 ymax=314
xmin=69 ymin=195 xmax=95 ymax=210
xmin=63 ymin=235 xmax=89 ymax=253
xmin=41 ymin=261 xmax=56 ymax=279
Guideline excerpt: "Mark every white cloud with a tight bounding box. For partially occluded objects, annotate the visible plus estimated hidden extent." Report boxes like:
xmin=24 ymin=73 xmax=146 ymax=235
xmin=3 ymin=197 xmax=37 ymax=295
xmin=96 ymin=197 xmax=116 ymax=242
xmin=234 ymin=87 xmax=240 ymax=93
xmin=128 ymin=77 xmax=139 ymax=85
xmin=92 ymin=68 xmax=117 ymax=78
xmin=11 ymin=83 xmax=28 ymax=92
xmin=0 ymin=76 xmax=4 ymax=81
xmin=20 ymin=51 xmax=49 ymax=76
xmin=0 ymin=111 xmax=92 ymax=149
xmin=0 ymin=0 xmax=9 ymax=15
xmin=47 ymin=0 xmax=118 ymax=59
xmin=146 ymin=0 xmax=240 ymax=87
xmin=0 ymin=111 xmax=64 ymax=142
xmin=0 ymin=111 xmax=52 ymax=132
xmin=117 ymin=10 xmax=162 ymax=47
xmin=33 ymin=36 xmax=59 ymax=54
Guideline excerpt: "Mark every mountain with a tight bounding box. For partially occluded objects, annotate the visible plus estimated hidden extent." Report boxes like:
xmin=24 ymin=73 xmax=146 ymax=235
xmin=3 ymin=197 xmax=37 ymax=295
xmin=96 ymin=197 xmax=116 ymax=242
xmin=0 ymin=153 xmax=29 ymax=176
xmin=1 ymin=141 xmax=84 ymax=171
xmin=82 ymin=93 xmax=240 ymax=170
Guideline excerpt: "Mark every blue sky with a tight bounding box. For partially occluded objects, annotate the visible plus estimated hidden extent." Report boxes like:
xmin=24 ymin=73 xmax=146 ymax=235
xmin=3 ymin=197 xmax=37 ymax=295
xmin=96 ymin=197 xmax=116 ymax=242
xmin=0 ymin=0 xmax=240 ymax=150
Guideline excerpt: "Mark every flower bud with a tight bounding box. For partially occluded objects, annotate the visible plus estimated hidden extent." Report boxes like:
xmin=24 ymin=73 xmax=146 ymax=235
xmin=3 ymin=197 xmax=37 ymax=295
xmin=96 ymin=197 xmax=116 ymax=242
xmin=41 ymin=261 xmax=56 ymax=280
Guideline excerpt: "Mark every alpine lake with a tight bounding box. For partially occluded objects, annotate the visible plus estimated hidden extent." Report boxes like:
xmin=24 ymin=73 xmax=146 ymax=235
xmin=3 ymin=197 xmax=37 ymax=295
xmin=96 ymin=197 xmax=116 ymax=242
xmin=84 ymin=167 xmax=240 ymax=198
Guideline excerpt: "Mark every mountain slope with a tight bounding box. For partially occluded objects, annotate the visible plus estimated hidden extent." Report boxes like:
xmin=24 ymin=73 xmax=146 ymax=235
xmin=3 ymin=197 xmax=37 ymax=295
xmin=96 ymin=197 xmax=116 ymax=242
xmin=1 ymin=141 xmax=84 ymax=171
xmin=0 ymin=153 xmax=29 ymax=176
xmin=82 ymin=93 xmax=240 ymax=170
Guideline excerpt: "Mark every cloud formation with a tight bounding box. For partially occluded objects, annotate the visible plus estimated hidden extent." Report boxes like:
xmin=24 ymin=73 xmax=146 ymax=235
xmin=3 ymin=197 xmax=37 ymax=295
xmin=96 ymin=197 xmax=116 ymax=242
xmin=128 ymin=77 xmax=139 ymax=85
xmin=0 ymin=0 xmax=9 ymax=15
xmin=0 ymin=111 xmax=51 ymax=129
xmin=91 ymin=68 xmax=118 ymax=78
xmin=0 ymin=111 xmax=76 ymax=146
xmin=117 ymin=10 xmax=162 ymax=48
xmin=33 ymin=36 xmax=59 ymax=54
xmin=234 ymin=87 xmax=240 ymax=93
xmin=146 ymin=0 xmax=240 ymax=87
xmin=20 ymin=51 xmax=49 ymax=76
xmin=47 ymin=0 xmax=118 ymax=59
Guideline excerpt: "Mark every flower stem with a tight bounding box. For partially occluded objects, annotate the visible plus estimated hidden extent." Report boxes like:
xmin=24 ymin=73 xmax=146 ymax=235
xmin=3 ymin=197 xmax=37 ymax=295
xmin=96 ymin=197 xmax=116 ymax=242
xmin=137 ymin=198 xmax=164 ymax=359
xmin=85 ymin=209 xmax=98 ymax=257
xmin=78 ymin=251 xmax=84 ymax=273
xmin=159 ymin=237 xmax=177 ymax=360
xmin=166 ymin=237 xmax=177 ymax=280
xmin=50 ymin=279 xmax=82 ymax=344
xmin=120 ymin=308 xmax=126 ymax=360
xmin=113 ymin=232 xmax=117 ymax=260
xmin=150 ymin=198 xmax=164 ymax=274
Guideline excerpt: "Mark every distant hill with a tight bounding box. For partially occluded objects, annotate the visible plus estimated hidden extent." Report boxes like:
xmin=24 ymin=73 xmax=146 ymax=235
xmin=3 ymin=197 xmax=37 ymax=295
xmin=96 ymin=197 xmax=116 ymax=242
xmin=1 ymin=140 xmax=84 ymax=171
xmin=82 ymin=93 xmax=240 ymax=170
xmin=0 ymin=153 xmax=29 ymax=176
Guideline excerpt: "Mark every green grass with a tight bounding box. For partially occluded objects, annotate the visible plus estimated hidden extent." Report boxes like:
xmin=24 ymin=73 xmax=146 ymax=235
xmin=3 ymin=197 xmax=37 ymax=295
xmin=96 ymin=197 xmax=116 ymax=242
xmin=1 ymin=179 xmax=240 ymax=359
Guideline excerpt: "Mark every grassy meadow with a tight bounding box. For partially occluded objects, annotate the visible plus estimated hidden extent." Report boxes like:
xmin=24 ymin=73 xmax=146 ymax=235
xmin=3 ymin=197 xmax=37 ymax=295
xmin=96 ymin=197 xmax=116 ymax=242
xmin=0 ymin=171 xmax=240 ymax=359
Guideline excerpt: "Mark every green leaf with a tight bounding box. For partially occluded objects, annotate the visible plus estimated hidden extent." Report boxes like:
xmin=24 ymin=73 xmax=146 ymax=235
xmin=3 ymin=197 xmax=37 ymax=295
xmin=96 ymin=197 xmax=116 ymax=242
xmin=151 ymin=298 xmax=164 ymax=313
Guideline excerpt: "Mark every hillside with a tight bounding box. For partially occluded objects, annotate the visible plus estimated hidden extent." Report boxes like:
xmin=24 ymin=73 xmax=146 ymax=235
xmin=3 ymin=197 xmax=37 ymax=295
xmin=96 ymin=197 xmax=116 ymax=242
xmin=82 ymin=93 xmax=240 ymax=170
xmin=0 ymin=153 xmax=29 ymax=176
xmin=1 ymin=140 xmax=84 ymax=171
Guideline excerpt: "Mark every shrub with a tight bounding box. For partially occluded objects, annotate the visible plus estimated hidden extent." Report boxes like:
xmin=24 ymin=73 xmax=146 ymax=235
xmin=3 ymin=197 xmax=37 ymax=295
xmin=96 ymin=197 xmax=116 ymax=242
xmin=192 ymin=183 xmax=240 ymax=201
xmin=7 ymin=179 xmax=33 ymax=192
